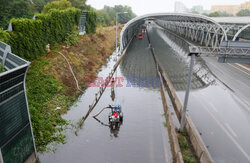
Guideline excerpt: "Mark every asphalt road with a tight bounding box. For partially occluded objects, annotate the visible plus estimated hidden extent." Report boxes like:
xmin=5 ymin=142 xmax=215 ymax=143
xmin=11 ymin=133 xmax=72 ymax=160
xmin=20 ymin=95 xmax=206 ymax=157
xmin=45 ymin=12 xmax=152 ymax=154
xmin=148 ymin=22 xmax=250 ymax=163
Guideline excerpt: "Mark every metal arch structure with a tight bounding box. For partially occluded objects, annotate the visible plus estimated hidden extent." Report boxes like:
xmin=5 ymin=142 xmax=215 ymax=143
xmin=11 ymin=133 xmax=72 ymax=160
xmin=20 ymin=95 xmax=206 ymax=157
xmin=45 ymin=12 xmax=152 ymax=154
xmin=155 ymin=16 xmax=228 ymax=48
xmin=119 ymin=13 xmax=250 ymax=162
xmin=233 ymin=24 xmax=250 ymax=41
xmin=120 ymin=13 xmax=228 ymax=52
xmin=211 ymin=17 xmax=250 ymax=41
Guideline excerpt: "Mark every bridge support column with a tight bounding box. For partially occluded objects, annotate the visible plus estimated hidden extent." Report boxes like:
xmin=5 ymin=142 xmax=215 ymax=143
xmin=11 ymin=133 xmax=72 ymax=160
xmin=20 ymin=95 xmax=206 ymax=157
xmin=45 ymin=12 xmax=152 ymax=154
xmin=180 ymin=54 xmax=195 ymax=132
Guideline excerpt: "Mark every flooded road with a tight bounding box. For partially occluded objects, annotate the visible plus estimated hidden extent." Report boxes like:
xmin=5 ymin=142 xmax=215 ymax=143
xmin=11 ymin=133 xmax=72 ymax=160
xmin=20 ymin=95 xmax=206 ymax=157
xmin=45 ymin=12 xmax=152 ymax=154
xmin=148 ymin=23 xmax=250 ymax=163
xmin=40 ymin=22 xmax=250 ymax=163
xmin=39 ymin=30 xmax=172 ymax=163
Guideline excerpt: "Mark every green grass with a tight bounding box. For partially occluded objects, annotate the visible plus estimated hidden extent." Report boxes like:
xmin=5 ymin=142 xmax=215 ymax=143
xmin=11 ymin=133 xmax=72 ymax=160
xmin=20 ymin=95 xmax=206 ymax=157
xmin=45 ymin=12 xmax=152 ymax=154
xmin=26 ymin=58 xmax=75 ymax=152
xmin=0 ymin=63 xmax=4 ymax=73
xmin=177 ymin=130 xmax=197 ymax=163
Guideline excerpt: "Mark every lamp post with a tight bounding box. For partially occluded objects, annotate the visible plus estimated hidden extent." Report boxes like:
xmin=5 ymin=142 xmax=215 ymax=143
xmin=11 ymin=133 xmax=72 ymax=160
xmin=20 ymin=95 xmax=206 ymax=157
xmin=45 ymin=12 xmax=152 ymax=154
xmin=116 ymin=12 xmax=128 ymax=53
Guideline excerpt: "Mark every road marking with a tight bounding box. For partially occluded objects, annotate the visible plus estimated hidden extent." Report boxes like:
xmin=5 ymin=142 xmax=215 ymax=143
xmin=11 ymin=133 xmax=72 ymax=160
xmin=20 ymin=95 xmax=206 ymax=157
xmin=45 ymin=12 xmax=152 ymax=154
xmin=199 ymin=102 xmax=250 ymax=161
xmin=209 ymin=103 xmax=218 ymax=113
xmin=225 ymin=123 xmax=238 ymax=138
xmin=228 ymin=63 xmax=250 ymax=76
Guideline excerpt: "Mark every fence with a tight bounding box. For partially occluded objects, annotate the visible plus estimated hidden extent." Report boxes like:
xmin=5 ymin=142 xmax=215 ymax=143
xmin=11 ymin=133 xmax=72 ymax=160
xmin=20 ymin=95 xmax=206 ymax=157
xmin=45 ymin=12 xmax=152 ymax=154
xmin=0 ymin=41 xmax=36 ymax=163
xmin=79 ymin=11 xmax=88 ymax=35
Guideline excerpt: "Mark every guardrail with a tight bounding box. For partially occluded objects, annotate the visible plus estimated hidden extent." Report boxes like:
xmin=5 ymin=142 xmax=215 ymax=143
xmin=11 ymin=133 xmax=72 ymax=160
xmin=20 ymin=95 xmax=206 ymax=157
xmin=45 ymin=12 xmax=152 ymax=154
xmin=0 ymin=41 xmax=36 ymax=163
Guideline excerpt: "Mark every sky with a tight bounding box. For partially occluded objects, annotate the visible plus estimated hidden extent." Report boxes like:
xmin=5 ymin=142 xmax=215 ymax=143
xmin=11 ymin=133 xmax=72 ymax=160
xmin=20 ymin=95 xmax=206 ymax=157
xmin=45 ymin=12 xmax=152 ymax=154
xmin=87 ymin=0 xmax=249 ymax=16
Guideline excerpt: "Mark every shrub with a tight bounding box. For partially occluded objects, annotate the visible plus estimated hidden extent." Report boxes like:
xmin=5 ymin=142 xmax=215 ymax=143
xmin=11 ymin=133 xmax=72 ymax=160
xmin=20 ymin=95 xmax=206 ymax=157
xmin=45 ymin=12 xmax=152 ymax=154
xmin=0 ymin=28 xmax=11 ymax=43
xmin=64 ymin=27 xmax=79 ymax=46
xmin=8 ymin=8 xmax=81 ymax=60
xmin=86 ymin=11 xmax=97 ymax=34
xmin=26 ymin=58 xmax=75 ymax=151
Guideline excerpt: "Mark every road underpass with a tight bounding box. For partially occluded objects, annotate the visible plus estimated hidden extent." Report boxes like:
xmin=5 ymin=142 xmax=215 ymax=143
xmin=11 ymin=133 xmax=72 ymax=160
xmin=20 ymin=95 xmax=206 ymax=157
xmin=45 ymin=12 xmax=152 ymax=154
xmin=40 ymin=14 xmax=250 ymax=163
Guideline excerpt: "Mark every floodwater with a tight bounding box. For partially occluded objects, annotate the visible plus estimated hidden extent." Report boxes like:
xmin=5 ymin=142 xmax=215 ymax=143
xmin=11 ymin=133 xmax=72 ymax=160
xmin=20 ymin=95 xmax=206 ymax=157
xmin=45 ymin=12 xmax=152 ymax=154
xmin=40 ymin=22 xmax=250 ymax=163
xmin=39 ymin=29 xmax=172 ymax=163
xmin=148 ymin=22 xmax=250 ymax=163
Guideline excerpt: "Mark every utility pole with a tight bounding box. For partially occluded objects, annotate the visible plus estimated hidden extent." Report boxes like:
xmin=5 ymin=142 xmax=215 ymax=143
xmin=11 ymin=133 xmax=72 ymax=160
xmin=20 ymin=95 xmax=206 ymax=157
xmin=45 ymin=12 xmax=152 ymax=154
xmin=180 ymin=53 xmax=195 ymax=132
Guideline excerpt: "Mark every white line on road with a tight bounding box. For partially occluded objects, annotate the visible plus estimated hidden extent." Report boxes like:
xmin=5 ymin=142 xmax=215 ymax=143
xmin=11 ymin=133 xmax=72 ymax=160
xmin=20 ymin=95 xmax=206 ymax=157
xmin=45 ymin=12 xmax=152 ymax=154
xmin=199 ymin=102 xmax=250 ymax=161
xmin=228 ymin=63 xmax=250 ymax=76
xmin=225 ymin=123 xmax=238 ymax=138
xmin=209 ymin=103 xmax=218 ymax=113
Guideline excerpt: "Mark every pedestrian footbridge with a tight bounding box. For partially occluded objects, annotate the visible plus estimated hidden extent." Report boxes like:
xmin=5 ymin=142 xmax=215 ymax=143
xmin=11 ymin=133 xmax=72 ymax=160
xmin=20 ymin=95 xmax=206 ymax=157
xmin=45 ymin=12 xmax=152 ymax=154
xmin=120 ymin=13 xmax=250 ymax=64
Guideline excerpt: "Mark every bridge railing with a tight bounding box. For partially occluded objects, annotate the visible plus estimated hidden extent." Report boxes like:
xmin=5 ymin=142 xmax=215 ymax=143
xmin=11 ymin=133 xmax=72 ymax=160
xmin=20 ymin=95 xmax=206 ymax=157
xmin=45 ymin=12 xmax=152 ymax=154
xmin=0 ymin=41 xmax=36 ymax=163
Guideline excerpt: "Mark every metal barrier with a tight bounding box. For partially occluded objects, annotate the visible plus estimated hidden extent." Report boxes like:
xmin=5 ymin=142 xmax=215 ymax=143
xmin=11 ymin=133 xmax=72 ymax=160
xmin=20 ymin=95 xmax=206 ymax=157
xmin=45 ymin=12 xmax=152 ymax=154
xmin=79 ymin=11 xmax=87 ymax=35
xmin=0 ymin=41 xmax=36 ymax=163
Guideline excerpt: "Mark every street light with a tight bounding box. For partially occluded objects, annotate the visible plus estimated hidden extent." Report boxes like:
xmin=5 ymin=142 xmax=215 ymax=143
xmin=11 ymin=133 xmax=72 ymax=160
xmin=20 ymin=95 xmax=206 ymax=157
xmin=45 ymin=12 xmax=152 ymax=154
xmin=116 ymin=12 xmax=128 ymax=53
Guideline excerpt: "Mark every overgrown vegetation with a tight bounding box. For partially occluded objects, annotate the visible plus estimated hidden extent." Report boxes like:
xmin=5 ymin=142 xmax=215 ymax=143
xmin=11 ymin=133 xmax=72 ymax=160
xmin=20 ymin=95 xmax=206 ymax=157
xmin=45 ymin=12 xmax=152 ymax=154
xmin=177 ymin=130 xmax=197 ymax=163
xmin=0 ymin=29 xmax=10 ymax=43
xmin=26 ymin=26 xmax=120 ymax=151
xmin=26 ymin=58 xmax=75 ymax=151
xmin=64 ymin=28 xmax=79 ymax=46
xmin=86 ymin=11 xmax=97 ymax=34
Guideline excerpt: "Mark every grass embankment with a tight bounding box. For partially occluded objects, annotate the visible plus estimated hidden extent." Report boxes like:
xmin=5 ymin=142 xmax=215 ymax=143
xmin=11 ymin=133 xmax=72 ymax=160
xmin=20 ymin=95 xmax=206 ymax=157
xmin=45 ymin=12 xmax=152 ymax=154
xmin=177 ymin=130 xmax=197 ymax=163
xmin=27 ymin=26 xmax=121 ymax=151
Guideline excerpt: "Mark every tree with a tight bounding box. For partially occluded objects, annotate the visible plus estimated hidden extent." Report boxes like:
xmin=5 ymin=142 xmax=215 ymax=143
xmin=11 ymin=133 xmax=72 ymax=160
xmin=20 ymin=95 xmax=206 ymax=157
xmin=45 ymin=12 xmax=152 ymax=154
xmin=237 ymin=9 xmax=250 ymax=16
xmin=69 ymin=0 xmax=87 ymax=10
xmin=32 ymin=0 xmax=54 ymax=12
xmin=42 ymin=0 xmax=72 ymax=13
xmin=96 ymin=5 xmax=136 ymax=26
xmin=208 ymin=12 xmax=220 ymax=17
xmin=208 ymin=11 xmax=232 ymax=17
xmin=0 ymin=0 xmax=35 ymax=29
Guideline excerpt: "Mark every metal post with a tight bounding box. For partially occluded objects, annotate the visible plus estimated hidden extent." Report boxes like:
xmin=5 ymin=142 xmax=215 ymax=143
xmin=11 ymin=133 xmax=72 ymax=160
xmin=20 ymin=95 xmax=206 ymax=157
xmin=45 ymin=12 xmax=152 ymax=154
xmin=0 ymin=148 xmax=3 ymax=163
xmin=116 ymin=13 xmax=118 ymax=53
xmin=180 ymin=54 xmax=195 ymax=132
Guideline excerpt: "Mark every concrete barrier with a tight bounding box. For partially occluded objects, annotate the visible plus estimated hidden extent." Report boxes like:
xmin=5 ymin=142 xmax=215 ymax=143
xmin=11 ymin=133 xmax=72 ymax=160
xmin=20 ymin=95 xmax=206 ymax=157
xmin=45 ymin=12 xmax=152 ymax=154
xmin=147 ymin=29 xmax=184 ymax=162
xmin=158 ymin=71 xmax=184 ymax=163
xmin=148 ymin=23 xmax=214 ymax=162
xmin=161 ymin=69 xmax=213 ymax=163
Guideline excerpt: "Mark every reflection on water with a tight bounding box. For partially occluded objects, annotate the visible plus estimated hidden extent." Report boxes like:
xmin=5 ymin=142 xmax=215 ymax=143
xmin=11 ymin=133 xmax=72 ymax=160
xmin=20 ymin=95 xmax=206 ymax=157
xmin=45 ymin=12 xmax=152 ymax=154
xmin=120 ymin=34 xmax=160 ymax=90
xmin=147 ymin=23 xmax=216 ymax=91
xmin=93 ymin=117 xmax=122 ymax=138
xmin=119 ymin=24 xmax=216 ymax=91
